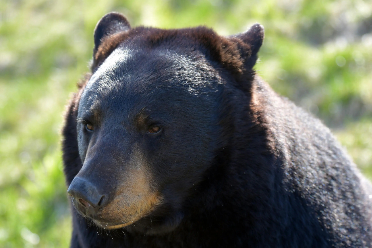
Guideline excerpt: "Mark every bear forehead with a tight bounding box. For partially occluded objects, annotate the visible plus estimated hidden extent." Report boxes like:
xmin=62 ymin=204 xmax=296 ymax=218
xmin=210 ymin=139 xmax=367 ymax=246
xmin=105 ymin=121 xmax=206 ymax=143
xmin=79 ymin=46 xmax=223 ymax=117
xmin=93 ymin=26 xmax=244 ymax=75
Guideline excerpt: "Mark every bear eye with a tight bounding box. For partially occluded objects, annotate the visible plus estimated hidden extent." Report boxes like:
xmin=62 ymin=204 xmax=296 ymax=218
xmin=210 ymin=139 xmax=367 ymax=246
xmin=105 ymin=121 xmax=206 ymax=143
xmin=85 ymin=122 xmax=94 ymax=132
xmin=147 ymin=125 xmax=162 ymax=134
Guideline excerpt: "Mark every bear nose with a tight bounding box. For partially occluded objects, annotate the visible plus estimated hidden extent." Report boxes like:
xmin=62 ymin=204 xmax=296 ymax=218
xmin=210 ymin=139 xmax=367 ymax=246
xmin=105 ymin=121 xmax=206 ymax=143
xmin=67 ymin=177 xmax=106 ymax=215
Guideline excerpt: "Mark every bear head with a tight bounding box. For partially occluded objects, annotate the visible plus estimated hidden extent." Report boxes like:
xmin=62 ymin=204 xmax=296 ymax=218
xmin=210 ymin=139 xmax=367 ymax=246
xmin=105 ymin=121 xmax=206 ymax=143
xmin=66 ymin=12 xmax=264 ymax=235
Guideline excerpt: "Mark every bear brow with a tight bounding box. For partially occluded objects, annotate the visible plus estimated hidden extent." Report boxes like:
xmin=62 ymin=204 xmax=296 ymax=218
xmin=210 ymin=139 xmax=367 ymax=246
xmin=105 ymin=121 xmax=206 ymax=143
xmin=78 ymin=105 xmax=102 ymax=124
xmin=133 ymin=108 xmax=151 ymax=126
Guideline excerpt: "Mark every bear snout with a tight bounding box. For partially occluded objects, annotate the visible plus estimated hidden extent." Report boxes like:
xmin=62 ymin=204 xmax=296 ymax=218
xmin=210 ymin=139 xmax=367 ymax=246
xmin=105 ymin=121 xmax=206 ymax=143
xmin=67 ymin=176 xmax=107 ymax=217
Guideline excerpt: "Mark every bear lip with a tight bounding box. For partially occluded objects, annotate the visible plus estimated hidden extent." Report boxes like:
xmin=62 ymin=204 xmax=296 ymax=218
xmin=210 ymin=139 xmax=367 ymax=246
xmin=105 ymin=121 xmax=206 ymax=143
xmin=89 ymin=208 xmax=150 ymax=230
xmin=92 ymin=219 xmax=134 ymax=230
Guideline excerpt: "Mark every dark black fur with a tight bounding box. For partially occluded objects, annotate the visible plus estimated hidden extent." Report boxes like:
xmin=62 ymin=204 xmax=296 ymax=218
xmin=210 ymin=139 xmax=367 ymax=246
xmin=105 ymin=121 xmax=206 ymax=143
xmin=62 ymin=12 xmax=372 ymax=248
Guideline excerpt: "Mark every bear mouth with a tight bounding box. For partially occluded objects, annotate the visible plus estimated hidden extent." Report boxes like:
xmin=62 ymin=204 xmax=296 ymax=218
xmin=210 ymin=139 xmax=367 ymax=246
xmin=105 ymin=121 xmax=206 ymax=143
xmin=87 ymin=210 xmax=147 ymax=230
xmin=88 ymin=206 xmax=156 ymax=231
xmin=92 ymin=219 xmax=135 ymax=230
xmin=90 ymin=204 xmax=185 ymax=234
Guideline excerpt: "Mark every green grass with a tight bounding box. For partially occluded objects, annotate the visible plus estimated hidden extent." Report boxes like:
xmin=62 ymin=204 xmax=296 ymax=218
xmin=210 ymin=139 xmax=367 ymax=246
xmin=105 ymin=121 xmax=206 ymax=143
xmin=0 ymin=0 xmax=371 ymax=246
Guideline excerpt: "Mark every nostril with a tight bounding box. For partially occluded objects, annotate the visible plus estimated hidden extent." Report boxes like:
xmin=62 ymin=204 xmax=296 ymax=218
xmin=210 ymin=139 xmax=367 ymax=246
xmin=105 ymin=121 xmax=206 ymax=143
xmin=79 ymin=198 xmax=90 ymax=208
xmin=97 ymin=195 xmax=105 ymax=206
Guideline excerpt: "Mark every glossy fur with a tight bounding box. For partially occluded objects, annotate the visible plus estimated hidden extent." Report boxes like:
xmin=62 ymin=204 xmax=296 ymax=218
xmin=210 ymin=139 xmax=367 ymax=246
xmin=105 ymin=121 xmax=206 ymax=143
xmin=62 ymin=12 xmax=372 ymax=248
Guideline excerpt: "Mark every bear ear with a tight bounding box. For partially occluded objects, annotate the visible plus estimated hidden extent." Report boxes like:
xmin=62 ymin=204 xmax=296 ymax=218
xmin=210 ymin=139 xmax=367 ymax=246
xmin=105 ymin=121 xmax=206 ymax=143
xmin=237 ymin=24 xmax=264 ymax=56
xmin=93 ymin=12 xmax=131 ymax=55
xmin=230 ymin=24 xmax=264 ymax=69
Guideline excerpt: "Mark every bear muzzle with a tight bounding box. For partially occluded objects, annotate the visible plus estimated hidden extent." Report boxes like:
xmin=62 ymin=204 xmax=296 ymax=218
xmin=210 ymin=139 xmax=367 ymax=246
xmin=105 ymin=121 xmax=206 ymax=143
xmin=67 ymin=172 xmax=164 ymax=230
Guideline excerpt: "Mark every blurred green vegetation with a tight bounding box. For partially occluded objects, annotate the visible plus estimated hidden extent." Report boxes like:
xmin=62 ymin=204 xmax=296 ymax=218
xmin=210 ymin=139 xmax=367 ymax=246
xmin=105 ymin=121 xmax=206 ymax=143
xmin=0 ymin=0 xmax=371 ymax=247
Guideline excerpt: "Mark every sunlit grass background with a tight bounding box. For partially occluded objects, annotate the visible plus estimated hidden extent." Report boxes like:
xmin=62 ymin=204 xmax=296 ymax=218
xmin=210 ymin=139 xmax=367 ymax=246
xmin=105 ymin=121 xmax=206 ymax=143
xmin=0 ymin=0 xmax=371 ymax=247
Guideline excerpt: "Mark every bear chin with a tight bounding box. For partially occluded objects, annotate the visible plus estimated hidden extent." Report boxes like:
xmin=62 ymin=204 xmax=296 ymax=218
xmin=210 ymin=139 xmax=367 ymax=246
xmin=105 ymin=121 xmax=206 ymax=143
xmin=123 ymin=210 xmax=185 ymax=235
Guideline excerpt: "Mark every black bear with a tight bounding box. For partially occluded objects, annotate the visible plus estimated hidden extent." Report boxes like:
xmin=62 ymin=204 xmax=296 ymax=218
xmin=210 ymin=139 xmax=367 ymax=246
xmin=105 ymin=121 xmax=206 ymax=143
xmin=62 ymin=12 xmax=372 ymax=247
